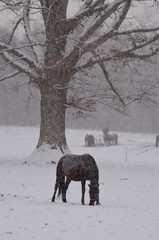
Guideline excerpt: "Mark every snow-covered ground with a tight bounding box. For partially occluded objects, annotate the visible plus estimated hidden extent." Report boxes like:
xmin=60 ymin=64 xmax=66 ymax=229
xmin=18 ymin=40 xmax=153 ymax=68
xmin=0 ymin=126 xmax=159 ymax=240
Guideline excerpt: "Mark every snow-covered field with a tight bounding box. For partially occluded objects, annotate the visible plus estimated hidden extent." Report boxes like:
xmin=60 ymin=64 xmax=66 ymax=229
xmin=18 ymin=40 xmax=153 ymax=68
xmin=0 ymin=126 xmax=159 ymax=240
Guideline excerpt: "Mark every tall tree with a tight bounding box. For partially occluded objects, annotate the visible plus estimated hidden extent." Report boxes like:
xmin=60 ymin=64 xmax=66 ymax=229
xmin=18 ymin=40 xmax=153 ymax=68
xmin=0 ymin=0 xmax=159 ymax=158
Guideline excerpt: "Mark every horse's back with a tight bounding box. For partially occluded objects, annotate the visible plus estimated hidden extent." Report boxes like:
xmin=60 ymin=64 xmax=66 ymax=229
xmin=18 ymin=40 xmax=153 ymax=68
xmin=57 ymin=154 xmax=98 ymax=181
xmin=104 ymin=132 xmax=118 ymax=145
xmin=60 ymin=153 xmax=97 ymax=168
xmin=111 ymin=133 xmax=118 ymax=139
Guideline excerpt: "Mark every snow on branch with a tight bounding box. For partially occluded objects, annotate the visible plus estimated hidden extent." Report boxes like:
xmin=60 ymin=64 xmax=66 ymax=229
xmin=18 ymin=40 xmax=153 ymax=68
xmin=154 ymin=0 xmax=159 ymax=6
xmin=1 ymin=50 xmax=37 ymax=78
xmin=109 ymin=0 xmax=132 ymax=31
xmin=0 ymin=42 xmax=39 ymax=69
xmin=23 ymin=0 xmax=42 ymax=63
xmin=59 ymin=1 xmax=107 ymax=37
xmin=65 ymin=0 xmax=159 ymax=62
xmin=72 ymin=0 xmax=106 ymax=22
xmin=79 ymin=0 xmax=125 ymax=42
xmin=65 ymin=0 xmax=129 ymax=60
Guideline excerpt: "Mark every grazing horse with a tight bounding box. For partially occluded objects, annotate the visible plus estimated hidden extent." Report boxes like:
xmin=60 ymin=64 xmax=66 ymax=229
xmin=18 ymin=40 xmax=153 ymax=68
xmin=103 ymin=133 xmax=118 ymax=146
xmin=51 ymin=154 xmax=100 ymax=206
xmin=156 ymin=135 xmax=159 ymax=147
xmin=85 ymin=134 xmax=95 ymax=147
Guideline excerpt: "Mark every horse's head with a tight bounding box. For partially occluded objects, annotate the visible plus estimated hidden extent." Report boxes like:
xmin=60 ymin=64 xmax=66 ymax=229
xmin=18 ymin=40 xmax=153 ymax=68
xmin=103 ymin=128 xmax=109 ymax=134
xmin=88 ymin=183 xmax=100 ymax=206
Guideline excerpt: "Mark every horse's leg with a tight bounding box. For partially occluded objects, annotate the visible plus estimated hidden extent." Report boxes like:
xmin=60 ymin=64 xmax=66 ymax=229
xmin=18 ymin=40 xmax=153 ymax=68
xmin=96 ymin=196 xmax=100 ymax=205
xmin=81 ymin=180 xmax=86 ymax=205
xmin=51 ymin=182 xmax=58 ymax=202
xmin=62 ymin=178 xmax=71 ymax=203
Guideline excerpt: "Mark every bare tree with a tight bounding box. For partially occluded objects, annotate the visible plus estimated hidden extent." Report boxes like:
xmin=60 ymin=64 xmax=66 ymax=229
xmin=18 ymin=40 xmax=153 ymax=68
xmin=0 ymin=0 xmax=159 ymax=156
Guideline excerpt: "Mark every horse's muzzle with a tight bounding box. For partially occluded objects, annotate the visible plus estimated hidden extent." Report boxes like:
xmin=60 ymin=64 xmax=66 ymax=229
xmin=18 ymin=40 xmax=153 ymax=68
xmin=89 ymin=199 xmax=95 ymax=206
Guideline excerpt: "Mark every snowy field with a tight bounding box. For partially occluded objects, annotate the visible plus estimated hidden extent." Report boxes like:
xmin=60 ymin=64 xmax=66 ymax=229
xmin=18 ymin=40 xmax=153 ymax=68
xmin=0 ymin=126 xmax=159 ymax=240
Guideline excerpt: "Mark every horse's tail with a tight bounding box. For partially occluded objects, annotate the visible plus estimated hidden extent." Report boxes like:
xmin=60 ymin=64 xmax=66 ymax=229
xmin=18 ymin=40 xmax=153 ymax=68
xmin=54 ymin=158 xmax=65 ymax=199
xmin=57 ymin=176 xmax=65 ymax=198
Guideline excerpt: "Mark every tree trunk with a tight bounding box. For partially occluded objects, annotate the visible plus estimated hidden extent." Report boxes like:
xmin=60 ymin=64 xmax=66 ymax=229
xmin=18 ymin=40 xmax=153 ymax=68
xmin=36 ymin=78 xmax=68 ymax=152
xmin=36 ymin=0 xmax=73 ymax=154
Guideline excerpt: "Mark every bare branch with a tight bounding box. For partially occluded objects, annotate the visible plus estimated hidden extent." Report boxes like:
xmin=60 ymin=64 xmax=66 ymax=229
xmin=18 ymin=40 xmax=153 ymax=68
xmin=79 ymin=0 xmax=126 ymax=42
xmin=66 ymin=0 xmax=108 ymax=33
xmin=23 ymin=0 xmax=41 ymax=63
xmin=0 ymin=42 xmax=39 ymax=69
xmin=8 ymin=18 xmax=23 ymax=45
xmin=154 ymin=0 xmax=159 ymax=6
xmin=126 ymin=80 xmax=159 ymax=106
xmin=90 ymin=49 xmax=126 ymax=108
xmin=82 ymin=27 xmax=159 ymax=56
xmin=39 ymin=0 xmax=49 ymax=26
xmin=0 ymin=70 xmax=20 ymax=82
xmin=99 ymin=62 xmax=126 ymax=108
xmin=64 ymin=0 xmax=133 ymax=64
xmin=1 ymin=51 xmax=37 ymax=78
xmin=110 ymin=0 xmax=132 ymax=31
xmin=126 ymin=48 xmax=159 ymax=60
xmin=74 ymin=30 xmax=159 ymax=73
xmin=0 ymin=0 xmax=23 ymax=15
xmin=1 ymin=0 xmax=22 ymax=8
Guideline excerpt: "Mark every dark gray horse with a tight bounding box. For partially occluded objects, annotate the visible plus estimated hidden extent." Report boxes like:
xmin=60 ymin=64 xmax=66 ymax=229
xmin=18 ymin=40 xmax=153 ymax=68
xmin=85 ymin=134 xmax=95 ymax=147
xmin=156 ymin=135 xmax=159 ymax=147
xmin=51 ymin=154 xmax=100 ymax=206
xmin=103 ymin=133 xmax=118 ymax=146
xmin=103 ymin=128 xmax=118 ymax=146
